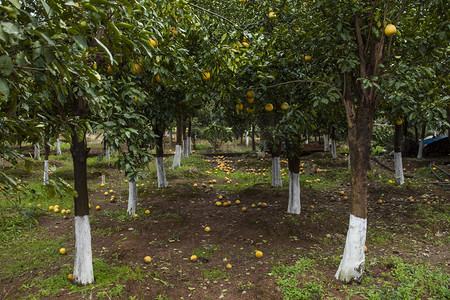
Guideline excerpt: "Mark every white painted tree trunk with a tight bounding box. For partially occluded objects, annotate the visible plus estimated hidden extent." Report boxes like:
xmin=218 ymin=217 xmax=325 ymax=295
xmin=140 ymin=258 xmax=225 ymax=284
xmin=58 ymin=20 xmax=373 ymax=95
xmin=127 ymin=180 xmax=137 ymax=216
xmin=73 ymin=215 xmax=94 ymax=285
xmin=258 ymin=148 xmax=266 ymax=158
xmin=394 ymin=152 xmax=404 ymax=185
xmin=271 ymin=157 xmax=282 ymax=188
xmin=187 ymin=137 xmax=192 ymax=155
xmin=105 ymin=148 xmax=110 ymax=162
xmin=245 ymin=131 xmax=249 ymax=146
xmin=172 ymin=145 xmax=182 ymax=169
xmin=287 ymin=172 xmax=300 ymax=214
xmin=56 ymin=139 xmax=62 ymax=155
xmin=156 ymin=157 xmax=168 ymax=188
xmin=305 ymin=135 xmax=309 ymax=144
xmin=335 ymin=214 xmax=367 ymax=283
xmin=182 ymin=139 xmax=189 ymax=159
xmin=417 ymin=139 xmax=424 ymax=159
xmin=323 ymin=134 xmax=330 ymax=152
xmin=331 ymin=139 xmax=337 ymax=159
xmin=43 ymin=160 xmax=49 ymax=185
xmin=34 ymin=143 xmax=40 ymax=160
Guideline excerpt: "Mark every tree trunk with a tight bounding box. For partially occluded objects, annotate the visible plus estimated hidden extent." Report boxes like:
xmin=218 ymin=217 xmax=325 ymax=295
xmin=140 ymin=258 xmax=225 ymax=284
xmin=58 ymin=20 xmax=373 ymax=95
xmin=155 ymin=132 xmax=168 ymax=188
xmin=56 ymin=138 xmax=62 ymax=155
xmin=187 ymin=121 xmax=192 ymax=155
xmin=182 ymin=119 xmax=189 ymax=159
xmin=127 ymin=180 xmax=137 ymax=215
xmin=394 ymin=123 xmax=404 ymax=185
xmin=251 ymin=123 xmax=256 ymax=151
xmin=34 ymin=143 xmax=40 ymax=160
xmin=169 ymin=128 xmax=173 ymax=148
xmin=245 ymin=131 xmax=249 ymax=146
xmin=287 ymin=152 xmax=301 ymax=214
xmin=271 ymin=147 xmax=282 ymax=188
xmin=323 ymin=134 xmax=330 ymax=152
xmin=70 ymin=96 xmax=94 ymax=285
xmin=331 ymin=126 xmax=337 ymax=159
xmin=172 ymin=117 xmax=183 ymax=169
xmin=43 ymin=143 xmax=50 ymax=185
xmin=417 ymin=124 xmax=426 ymax=159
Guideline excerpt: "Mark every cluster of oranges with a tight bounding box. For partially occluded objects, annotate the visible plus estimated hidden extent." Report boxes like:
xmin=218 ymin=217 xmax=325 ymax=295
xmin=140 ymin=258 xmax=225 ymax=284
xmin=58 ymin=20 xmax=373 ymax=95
xmin=49 ymin=205 xmax=71 ymax=215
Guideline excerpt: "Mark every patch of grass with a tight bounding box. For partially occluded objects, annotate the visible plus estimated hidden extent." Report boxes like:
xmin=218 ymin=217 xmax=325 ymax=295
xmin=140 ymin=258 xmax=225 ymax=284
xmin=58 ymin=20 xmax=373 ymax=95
xmin=103 ymin=208 xmax=150 ymax=222
xmin=34 ymin=258 xmax=144 ymax=298
xmin=203 ymin=268 xmax=230 ymax=280
xmin=0 ymin=227 xmax=69 ymax=280
xmin=359 ymin=257 xmax=450 ymax=299
xmin=192 ymin=244 xmax=218 ymax=259
xmin=270 ymin=257 xmax=325 ymax=300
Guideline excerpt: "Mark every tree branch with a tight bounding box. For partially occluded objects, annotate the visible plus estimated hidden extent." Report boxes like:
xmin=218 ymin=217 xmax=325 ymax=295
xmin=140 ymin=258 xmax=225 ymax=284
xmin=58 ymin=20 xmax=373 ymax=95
xmin=187 ymin=3 xmax=243 ymax=31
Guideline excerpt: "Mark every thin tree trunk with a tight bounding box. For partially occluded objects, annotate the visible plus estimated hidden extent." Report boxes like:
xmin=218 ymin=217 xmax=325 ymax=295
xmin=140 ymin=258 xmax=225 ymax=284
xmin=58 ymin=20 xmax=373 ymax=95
xmin=394 ymin=123 xmax=404 ymax=185
xmin=323 ymin=134 xmax=330 ymax=152
xmin=331 ymin=126 xmax=337 ymax=159
xmin=169 ymin=128 xmax=173 ymax=148
xmin=43 ymin=143 xmax=50 ymax=185
xmin=251 ymin=123 xmax=256 ymax=151
xmin=56 ymin=138 xmax=62 ymax=155
xmin=187 ymin=121 xmax=192 ymax=155
xmin=34 ymin=143 xmax=40 ymax=160
xmin=155 ymin=131 xmax=168 ymax=188
xmin=417 ymin=124 xmax=426 ymax=159
xmin=172 ymin=117 xmax=183 ymax=169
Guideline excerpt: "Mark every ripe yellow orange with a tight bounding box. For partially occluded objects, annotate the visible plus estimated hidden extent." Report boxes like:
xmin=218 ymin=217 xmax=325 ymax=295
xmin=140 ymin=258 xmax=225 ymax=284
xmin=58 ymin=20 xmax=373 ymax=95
xmin=242 ymin=41 xmax=250 ymax=48
xmin=377 ymin=199 xmax=383 ymax=204
xmin=236 ymin=200 xmax=241 ymax=204
xmin=134 ymin=214 xmax=138 ymax=218
xmin=339 ymin=191 xmax=345 ymax=195
xmin=246 ymin=90 xmax=254 ymax=98
xmin=247 ymin=97 xmax=254 ymax=104
xmin=171 ymin=27 xmax=178 ymax=35
xmin=281 ymin=102 xmax=289 ymax=110
xmin=364 ymin=245 xmax=368 ymax=253
xmin=149 ymin=38 xmax=158 ymax=47
xmin=255 ymin=250 xmax=263 ymax=258
xmin=269 ymin=12 xmax=276 ymax=19
xmin=236 ymin=103 xmax=244 ymax=110
xmin=96 ymin=206 xmax=101 ymax=210
xmin=49 ymin=206 xmax=54 ymax=210
xmin=343 ymin=196 xmax=348 ymax=200
xmin=205 ymin=226 xmax=211 ymax=232
xmin=242 ymin=207 xmax=247 ymax=212
xmin=68 ymin=273 xmax=73 ymax=280
xmin=385 ymin=24 xmax=397 ymax=37
xmin=106 ymin=65 xmax=113 ymax=75
xmin=144 ymin=256 xmax=152 ymax=263
xmin=216 ymin=201 xmax=222 ymax=206
xmin=265 ymin=103 xmax=273 ymax=112
xmin=61 ymin=209 xmax=66 ymax=214
xmin=226 ymin=263 xmax=232 ymax=269
xmin=202 ymin=71 xmax=211 ymax=80
xmin=145 ymin=210 xmax=150 ymax=214
xmin=395 ymin=119 xmax=403 ymax=126
xmin=59 ymin=248 xmax=67 ymax=255
xmin=101 ymin=183 xmax=105 ymax=187
xmin=104 ymin=192 xmax=109 ymax=196
xmin=190 ymin=255 xmax=198 ymax=261
xmin=54 ymin=208 xmax=60 ymax=213
xmin=304 ymin=55 xmax=311 ymax=61
xmin=133 ymin=63 xmax=141 ymax=75
xmin=134 ymin=95 xmax=138 ymax=103
xmin=109 ymin=189 xmax=114 ymax=193
xmin=66 ymin=210 xmax=71 ymax=214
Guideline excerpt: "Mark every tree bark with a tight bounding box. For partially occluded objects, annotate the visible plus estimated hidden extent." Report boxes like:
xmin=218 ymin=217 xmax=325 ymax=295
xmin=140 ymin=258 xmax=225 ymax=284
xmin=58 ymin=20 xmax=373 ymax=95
xmin=251 ymin=123 xmax=256 ymax=151
xmin=287 ymin=151 xmax=301 ymax=214
xmin=127 ymin=180 xmax=137 ymax=216
xmin=172 ymin=116 xmax=183 ymax=168
xmin=34 ymin=143 xmax=40 ymax=160
xmin=155 ymin=129 xmax=168 ymax=188
xmin=331 ymin=126 xmax=337 ymax=159
xmin=417 ymin=124 xmax=426 ymax=159
xmin=56 ymin=138 xmax=62 ymax=155
xmin=70 ymin=96 xmax=94 ymax=286
xmin=394 ymin=123 xmax=404 ymax=185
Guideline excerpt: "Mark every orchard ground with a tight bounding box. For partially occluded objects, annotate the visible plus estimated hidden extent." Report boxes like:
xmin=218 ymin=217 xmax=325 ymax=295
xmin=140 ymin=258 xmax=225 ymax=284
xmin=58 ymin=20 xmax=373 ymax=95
xmin=0 ymin=137 xmax=448 ymax=299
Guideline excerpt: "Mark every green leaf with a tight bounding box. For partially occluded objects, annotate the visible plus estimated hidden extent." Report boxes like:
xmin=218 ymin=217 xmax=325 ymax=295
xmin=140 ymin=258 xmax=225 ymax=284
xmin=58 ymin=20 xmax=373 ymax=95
xmin=8 ymin=0 xmax=21 ymax=9
xmin=74 ymin=35 xmax=87 ymax=51
xmin=0 ymin=55 xmax=12 ymax=75
xmin=0 ymin=76 xmax=10 ymax=96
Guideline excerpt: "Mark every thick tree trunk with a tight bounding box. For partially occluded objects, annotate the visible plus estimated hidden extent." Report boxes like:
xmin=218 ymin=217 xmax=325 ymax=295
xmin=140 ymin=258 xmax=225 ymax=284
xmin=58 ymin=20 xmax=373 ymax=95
xmin=287 ymin=153 xmax=301 ymax=214
xmin=56 ymin=138 xmax=62 ymax=155
xmin=417 ymin=124 xmax=426 ymax=159
xmin=127 ymin=180 xmax=137 ymax=215
xmin=271 ymin=156 xmax=282 ymax=188
xmin=394 ymin=124 xmax=404 ymax=185
xmin=70 ymin=97 xmax=94 ymax=285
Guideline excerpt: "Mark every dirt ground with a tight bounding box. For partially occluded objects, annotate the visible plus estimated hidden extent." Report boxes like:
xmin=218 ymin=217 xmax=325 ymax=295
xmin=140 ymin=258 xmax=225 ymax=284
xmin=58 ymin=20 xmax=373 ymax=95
xmin=1 ymin=145 xmax=449 ymax=299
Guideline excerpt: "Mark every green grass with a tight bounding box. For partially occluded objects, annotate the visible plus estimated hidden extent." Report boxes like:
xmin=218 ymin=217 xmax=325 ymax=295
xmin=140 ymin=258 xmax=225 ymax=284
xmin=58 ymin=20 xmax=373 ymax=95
xmin=359 ymin=257 xmax=450 ymax=299
xmin=270 ymin=257 xmax=325 ymax=300
xmin=28 ymin=258 xmax=145 ymax=299
xmin=0 ymin=227 xmax=70 ymax=280
xmin=191 ymin=245 xmax=218 ymax=259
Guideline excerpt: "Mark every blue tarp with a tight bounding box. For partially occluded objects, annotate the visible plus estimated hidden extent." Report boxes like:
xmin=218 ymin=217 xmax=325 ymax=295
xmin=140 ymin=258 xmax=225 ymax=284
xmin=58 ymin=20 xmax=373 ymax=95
xmin=424 ymin=136 xmax=448 ymax=145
